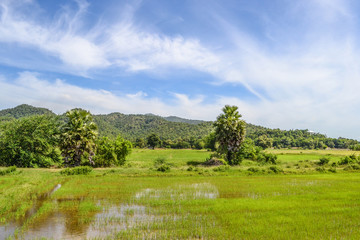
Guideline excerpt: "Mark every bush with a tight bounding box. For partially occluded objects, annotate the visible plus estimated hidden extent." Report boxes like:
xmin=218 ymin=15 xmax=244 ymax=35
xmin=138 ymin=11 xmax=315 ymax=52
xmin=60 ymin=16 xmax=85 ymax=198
xmin=247 ymin=167 xmax=261 ymax=173
xmin=344 ymin=164 xmax=360 ymax=171
xmin=204 ymin=154 xmax=227 ymax=166
xmin=318 ymin=157 xmax=330 ymax=165
xmin=154 ymin=157 xmax=171 ymax=172
xmin=315 ymin=167 xmax=326 ymax=173
xmin=257 ymin=153 xmax=278 ymax=165
xmin=156 ymin=164 xmax=170 ymax=172
xmin=60 ymin=166 xmax=93 ymax=175
xmin=268 ymin=166 xmax=283 ymax=174
xmin=94 ymin=136 xmax=132 ymax=167
xmin=338 ymin=154 xmax=358 ymax=165
xmin=154 ymin=157 xmax=167 ymax=165
xmin=213 ymin=165 xmax=230 ymax=172
xmin=0 ymin=166 xmax=16 ymax=176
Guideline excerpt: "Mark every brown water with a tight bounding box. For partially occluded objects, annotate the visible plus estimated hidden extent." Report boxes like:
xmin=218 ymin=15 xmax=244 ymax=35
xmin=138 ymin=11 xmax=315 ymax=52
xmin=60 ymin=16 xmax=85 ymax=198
xmin=1 ymin=183 xmax=219 ymax=239
xmin=0 ymin=184 xmax=63 ymax=239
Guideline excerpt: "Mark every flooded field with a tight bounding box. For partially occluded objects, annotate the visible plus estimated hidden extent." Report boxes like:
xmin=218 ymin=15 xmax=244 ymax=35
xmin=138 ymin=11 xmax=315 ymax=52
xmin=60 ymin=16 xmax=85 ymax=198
xmin=2 ymin=181 xmax=220 ymax=239
xmin=1 ymin=168 xmax=360 ymax=239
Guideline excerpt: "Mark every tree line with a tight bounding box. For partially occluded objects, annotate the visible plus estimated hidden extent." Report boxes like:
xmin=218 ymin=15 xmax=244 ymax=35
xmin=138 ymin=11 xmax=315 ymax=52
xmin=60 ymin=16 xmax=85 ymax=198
xmin=0 ymin=109 xmax=132 ymax=168
xmin=0 ymin=104 xmax=359 ymax=168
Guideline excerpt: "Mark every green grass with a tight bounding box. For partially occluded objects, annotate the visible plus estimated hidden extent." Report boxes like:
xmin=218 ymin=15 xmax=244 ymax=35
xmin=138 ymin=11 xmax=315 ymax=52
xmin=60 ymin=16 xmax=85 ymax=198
xmin=1 ymin=149 xmax=360 ymax=239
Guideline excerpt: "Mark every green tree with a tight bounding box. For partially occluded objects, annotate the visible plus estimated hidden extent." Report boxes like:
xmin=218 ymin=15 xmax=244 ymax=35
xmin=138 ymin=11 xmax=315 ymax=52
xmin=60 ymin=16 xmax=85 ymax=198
xmin=147 ymin=133 xmax=161 ymax=149
xmin=134 ymin=138 xmax=146 ymax=148
xmin=113 ymin=135 xmax=132 ymax=165
xmin=0 ymin=115 xmax=61 ymax=167
xmin=94 ymin=137 xmax=116 ymax=167
xmin=214 ymin=105 xmax=246 ymax=165
xmin=60 ymin=109 xmax=98 ymax=167
xmin=256 ymin=135 xmax=273 ymax=149
xmin=94 ymin=136 xmax=132 ymax=167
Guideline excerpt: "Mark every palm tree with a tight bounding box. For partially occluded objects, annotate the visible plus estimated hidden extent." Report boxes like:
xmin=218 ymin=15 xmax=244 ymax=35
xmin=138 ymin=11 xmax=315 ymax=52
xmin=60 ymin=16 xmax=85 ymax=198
xmin=60 ymin=109 xmax=98 ymax=167
xmin=214 ymin=105 xmax=246 ymax=165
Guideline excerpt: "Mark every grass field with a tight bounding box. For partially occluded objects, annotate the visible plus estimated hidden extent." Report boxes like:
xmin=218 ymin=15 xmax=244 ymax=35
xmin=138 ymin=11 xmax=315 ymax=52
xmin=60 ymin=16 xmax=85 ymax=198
xmin=1 ymin=149 xmax=360 ymax=239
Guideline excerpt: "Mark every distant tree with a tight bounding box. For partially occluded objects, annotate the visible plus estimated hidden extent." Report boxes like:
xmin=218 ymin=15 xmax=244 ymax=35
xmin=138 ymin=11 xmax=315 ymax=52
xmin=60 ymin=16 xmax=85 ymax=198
xmin=0 ymin=115 xmax=61 ymax=167
xmin=204 ymin=132 xmax=217 ymax=151
xmin=162 ymin=139 xmax=174 ymax=148
xmin=60 ymin=109 xmax=98 ymax=167
xmin=134 ymin=138 xmax=146 ymax=148
xmin=256 ymin=135 xmax=273 ymax=149
xmin=194 ymin=139 xmax=205 ymax=149
xmin=214 ymin=105 xmax=246 ymax=165
xmin=147 ymin=134 xmax=161 ymax=149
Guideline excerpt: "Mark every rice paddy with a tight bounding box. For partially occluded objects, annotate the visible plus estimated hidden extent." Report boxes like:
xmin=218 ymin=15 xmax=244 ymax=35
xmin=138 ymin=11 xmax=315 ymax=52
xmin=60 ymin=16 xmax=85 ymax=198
xmin=1 ymin=149 xmax=360 ymax=239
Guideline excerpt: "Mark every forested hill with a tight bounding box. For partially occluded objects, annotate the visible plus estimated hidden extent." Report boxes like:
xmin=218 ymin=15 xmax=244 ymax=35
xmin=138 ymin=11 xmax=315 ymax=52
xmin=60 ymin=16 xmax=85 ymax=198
xmin=93 ymin=113 xmax=213 ymax=141
xmin=0 ymin=104 xmax=55 ymax=119
xmin=0 ymin=104 xmax=359 ymax=149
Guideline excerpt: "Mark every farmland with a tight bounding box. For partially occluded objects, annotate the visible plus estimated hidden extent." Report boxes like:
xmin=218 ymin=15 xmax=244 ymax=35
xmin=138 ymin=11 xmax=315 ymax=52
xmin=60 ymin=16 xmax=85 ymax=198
xmin=1 ymin=149 xmax=360 ymax=239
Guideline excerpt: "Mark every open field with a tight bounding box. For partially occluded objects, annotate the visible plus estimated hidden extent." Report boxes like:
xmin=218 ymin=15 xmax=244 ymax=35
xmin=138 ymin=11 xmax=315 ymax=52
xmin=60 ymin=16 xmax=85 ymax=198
xmin=267 ymin=148 xmax=359 ymax=162
xmin=1 ymin=149 xmax=360 ymax=239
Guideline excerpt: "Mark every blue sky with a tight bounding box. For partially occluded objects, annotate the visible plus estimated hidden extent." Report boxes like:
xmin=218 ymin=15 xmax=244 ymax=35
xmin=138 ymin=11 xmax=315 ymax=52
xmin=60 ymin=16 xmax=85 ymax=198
xmin=0 ymin=0 xmax=360 ymax=139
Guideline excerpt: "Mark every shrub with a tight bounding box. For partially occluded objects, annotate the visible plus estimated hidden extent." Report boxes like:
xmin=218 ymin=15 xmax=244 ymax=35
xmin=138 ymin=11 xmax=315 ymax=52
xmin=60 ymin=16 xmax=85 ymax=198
xmin=156 ymin=164 xmax=170 ymax=172
xmin=60 ymin=166 xmax=93 ymax=175
xmin=328 ymin=167 xmax=337 ymax=173
xmin=268 ymin=166 xmax=283 ymax=174
xmin=247 ymin=167 xmax=261 ymax=173
xmin=344 ymin=164 xmax=360 ymax=171
xmin=0 ymin=166 xmax=17 ymax=176
xmin=315 ymin=167 xmax=326 ymax=173
xmin=213 ymin=165 xmax=230 ymax=172
xmin=154 ymin=157 xmax=171 ymax=172
xmin=338 ymin=154 xmax=358 ymax=165
xmin=94 ymin=136 xmax=132 ymax=167
xmin=318 ymin=157 xmax=330 ymax=165
xmin=257 ymin=153 xmax=278 ymax=165
xmin=204 ymin=154 xmax=227 ymax=166
xmin=154 ymin=157 xmax=167 ymax=166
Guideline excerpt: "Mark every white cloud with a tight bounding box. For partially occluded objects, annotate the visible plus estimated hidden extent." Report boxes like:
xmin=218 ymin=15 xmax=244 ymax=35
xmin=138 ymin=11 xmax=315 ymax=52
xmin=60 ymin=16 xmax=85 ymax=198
xmin=1 ymin=71 xmax=360 ymax=139
xmin=0 ymin=0 xmax=360 ymax=140
xmin=0 ymin=72 xmax=221 ymax=119
xmin=0 ymin=0 xmax=220 ymax=75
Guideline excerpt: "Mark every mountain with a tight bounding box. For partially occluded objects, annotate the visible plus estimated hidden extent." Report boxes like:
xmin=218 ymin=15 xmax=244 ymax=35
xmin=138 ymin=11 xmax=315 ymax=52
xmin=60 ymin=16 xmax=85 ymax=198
xmin=0 ymin=104 xmax=55 ymax=119
xmin=93 ymin=113 xmax=213 ymax=141
xmin=0 ymin=104 xmax=213 ymax=141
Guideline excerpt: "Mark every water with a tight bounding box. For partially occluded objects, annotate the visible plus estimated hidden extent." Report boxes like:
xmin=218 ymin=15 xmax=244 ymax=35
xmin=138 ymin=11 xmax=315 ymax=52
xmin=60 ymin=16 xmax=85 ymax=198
xmin=0 ymin=184 xmax=62 ymax=240
xmin=1 ymin=183 xmax=219 ymax=239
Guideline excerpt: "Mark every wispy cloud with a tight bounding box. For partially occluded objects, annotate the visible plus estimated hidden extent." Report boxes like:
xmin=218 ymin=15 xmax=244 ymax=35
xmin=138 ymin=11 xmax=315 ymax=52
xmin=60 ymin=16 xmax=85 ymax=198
xmin=0 ymin=0 xmax=220 ymax=76
xmin=0 ymin=0 xmax=360 ymax=139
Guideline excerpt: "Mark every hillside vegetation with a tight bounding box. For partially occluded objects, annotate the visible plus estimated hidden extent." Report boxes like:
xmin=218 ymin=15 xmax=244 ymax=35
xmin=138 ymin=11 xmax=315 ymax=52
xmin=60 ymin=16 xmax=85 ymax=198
xmin=0 ymin=104 xmax=359 ymax=150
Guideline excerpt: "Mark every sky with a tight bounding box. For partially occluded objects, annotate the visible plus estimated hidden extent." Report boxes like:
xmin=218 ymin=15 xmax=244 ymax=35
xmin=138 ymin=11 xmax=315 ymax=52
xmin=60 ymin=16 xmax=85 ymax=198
xmin=0 ymin=0 xmax=360 ymax=139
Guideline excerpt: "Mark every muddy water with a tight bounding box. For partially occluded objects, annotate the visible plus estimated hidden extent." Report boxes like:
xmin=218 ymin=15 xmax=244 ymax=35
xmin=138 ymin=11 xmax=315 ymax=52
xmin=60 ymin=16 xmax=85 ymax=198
xmin=1 ymin=183 xmax=219 ymax=239
xmin=0 ymin=184 xmax=62 ymax=239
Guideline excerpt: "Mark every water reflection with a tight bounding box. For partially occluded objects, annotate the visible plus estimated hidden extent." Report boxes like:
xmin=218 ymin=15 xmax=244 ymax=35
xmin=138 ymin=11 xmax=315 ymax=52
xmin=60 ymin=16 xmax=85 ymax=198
xmin=1 ymin=183 xmax=219 ymax=239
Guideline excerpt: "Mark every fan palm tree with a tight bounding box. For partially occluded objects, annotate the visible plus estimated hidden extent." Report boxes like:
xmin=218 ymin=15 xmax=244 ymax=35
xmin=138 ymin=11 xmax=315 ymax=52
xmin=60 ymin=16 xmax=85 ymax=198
xmin=60 ymin=109 xmax=98 ymax=167
xmin=214 ymin=105 xmax=246 ymax=165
